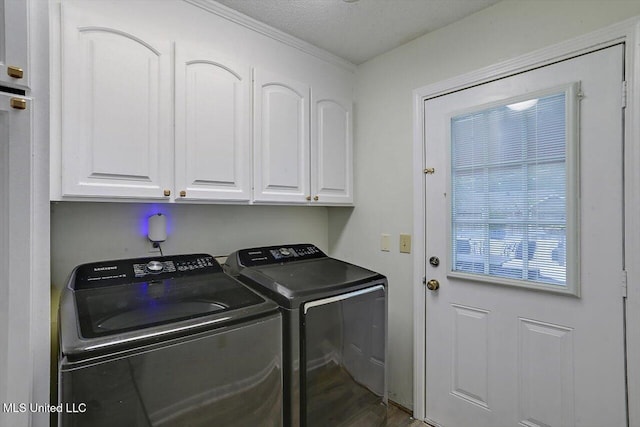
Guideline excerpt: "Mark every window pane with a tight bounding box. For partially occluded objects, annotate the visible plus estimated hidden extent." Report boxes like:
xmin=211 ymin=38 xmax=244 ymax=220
xmin=488 ymin=166 xmax=526 ymax=221
xmin=452 ymin=169 xmax=487 ymax=221
xmin=451 ymin=113 xmax=488 ymax=168
xmin=451 ymin=91 xmax=569 ymax=288
xmin=528 ymin=162 xmax=566 ymax=222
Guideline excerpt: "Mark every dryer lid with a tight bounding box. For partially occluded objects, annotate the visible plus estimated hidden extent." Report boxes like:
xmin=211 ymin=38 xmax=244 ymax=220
xmin=240 ymin=257 xmax=384 ymax=303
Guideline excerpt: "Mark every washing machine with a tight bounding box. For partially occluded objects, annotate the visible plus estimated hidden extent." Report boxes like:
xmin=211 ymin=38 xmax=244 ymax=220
xmin=58 ymin=253 xmax=282 ymax=427
xmin=225 ymin=244 xmax=387 ymax=427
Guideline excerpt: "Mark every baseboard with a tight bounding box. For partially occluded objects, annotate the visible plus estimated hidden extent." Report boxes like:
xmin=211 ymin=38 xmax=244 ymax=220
xmin=389 ymin=399 xmax=412 ymax=415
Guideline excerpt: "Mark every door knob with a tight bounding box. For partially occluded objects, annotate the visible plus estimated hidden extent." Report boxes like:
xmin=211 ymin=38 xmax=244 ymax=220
xmin=426 ymin=279 xmax=440 ymax=291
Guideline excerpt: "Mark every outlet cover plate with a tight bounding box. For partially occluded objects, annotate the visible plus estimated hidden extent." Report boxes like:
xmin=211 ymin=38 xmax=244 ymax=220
xmin=400 ymin=233 xmax=411 ymax=254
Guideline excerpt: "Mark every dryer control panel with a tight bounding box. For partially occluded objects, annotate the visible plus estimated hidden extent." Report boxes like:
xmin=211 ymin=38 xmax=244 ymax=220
xmin=236 ymin=244 xmax=326 ymax=267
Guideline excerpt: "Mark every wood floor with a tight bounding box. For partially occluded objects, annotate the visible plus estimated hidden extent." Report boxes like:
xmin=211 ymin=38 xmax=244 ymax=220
xmin=306 ymin=361 xmax=429 ymax=427
xmin=386 ymin=403 xmax=429 ymax=427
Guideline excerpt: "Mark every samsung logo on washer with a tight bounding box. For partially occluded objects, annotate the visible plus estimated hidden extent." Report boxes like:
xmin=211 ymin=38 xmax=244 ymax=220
xmin=93 ymin=266 xmax=118 ymax=272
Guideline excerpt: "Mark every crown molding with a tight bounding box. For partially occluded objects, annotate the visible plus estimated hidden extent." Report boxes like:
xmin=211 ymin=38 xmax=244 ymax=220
xmin=184 ymin=0 xmax=357 ymax=72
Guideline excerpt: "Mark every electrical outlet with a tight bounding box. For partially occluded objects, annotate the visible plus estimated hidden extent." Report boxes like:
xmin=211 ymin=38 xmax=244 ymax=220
xmin=381 ymin=234 xmax=391 ymax=252
xmin=400 ymin=233 xmax=411 ymax=254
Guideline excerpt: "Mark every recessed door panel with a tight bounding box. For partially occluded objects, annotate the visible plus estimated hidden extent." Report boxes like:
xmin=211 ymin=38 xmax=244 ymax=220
xmin=311 ymin=96 xmax=353 ymax=204
xmin=175 ymin=47 xmax=251 ymax=201
xmin=61 ymin=5 xmax=171 ymax=198
xmin=253 ymin=69 xmax=309 ymax=203
xmin=518 ymin=318 xmax=574 ymax=427
xmin=451 ymin=305 xmax=490 ymax=410
xmin=88 ymin=34 xmax=158 ymax=178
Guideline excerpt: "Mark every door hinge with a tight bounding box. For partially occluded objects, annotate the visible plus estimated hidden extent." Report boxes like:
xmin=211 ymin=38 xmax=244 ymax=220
xmin=621 ymin=270 xmax=628 ymax=298
xmin=622 ymin=81 xmax=627 ymax=109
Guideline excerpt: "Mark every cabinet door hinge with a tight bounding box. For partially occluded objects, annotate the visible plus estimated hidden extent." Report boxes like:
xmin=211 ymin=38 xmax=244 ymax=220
xmin=621 ymin=270 xmax=628 ymax=298
xmin=622 ymin=81 xmax=627 ymax=109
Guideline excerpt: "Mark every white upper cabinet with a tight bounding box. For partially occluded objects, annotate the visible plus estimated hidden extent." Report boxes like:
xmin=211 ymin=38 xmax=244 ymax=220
xmin=312 ymin=91 xmax=353 ymax=205
xmin=51 ymin=1 xmax=354 ymax=205
xmin=60 ymin=5 xmax=172 ymax=199
xmin=253 ymin=69 xmax=310 ymax=204
xmin=253 ymin=71 xmax=354 ymax=205
xmin=175 ymin=46 xmax=251 ymax=202
xmin=0 ymin=0 xmax=29 ymax=89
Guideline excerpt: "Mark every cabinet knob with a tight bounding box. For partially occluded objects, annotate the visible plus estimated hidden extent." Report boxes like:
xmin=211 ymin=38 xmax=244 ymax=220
xmin=306 ymin=196 xmax=311 ymax=201
xmin=7 ymin=66 xmax=23 ymax=79
xmin=313 ymin=196 xmax=319 ymax=201
xmin=180 ymin=190 xmax=186 ymax=197
xmin=163 ymin=189 xmax=171 ymax=197
xmin=10 ymin=98 xmax=26 ymax=110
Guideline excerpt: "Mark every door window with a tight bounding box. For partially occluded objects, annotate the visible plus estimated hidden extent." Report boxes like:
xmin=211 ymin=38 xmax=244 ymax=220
xmin=449 ymin=84 xmax=580 ymax=294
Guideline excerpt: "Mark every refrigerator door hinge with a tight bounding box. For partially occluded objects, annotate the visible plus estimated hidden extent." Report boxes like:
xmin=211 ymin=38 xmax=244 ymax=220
xmin=621 ymin=270 xmax=628 ymax=298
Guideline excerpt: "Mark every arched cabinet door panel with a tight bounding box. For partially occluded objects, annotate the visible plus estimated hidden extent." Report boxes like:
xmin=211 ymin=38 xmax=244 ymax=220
xmin=61 ymin=5 xmax=172 ymax=199
xmin=311 ymin=94 xmax=353 ymax=205
xmin=174 ymin=46 xmax=251 ymax=202
xmin=253 ymin=68 xmax=310 ymax=204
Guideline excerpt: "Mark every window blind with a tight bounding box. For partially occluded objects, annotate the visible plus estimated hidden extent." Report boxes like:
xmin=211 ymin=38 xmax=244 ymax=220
xmin=450 ymin=92 xmax=569 ymax=286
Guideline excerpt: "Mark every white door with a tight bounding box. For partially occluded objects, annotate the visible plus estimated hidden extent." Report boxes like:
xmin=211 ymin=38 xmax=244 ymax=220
xmin=175 ymin=45 xmax=251 ymax=202
xmin=424 ymin=46 xmax=627 ymax=427
xmin=0 ymin=93 xmax=32 ymax=426
xmin=253 ymin=68 xmax=310 ymax=203
xmin=60 ymin=4 xmax=172 ymax=199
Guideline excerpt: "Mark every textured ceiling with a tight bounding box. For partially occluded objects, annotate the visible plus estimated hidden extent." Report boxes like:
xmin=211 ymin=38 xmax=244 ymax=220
xmin=214 ymin=0 xmax=501 ymax=65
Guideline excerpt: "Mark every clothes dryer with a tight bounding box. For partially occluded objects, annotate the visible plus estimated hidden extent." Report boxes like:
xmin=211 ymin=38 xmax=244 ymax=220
xmin=225 ymin=244 xmax=387 ymax=427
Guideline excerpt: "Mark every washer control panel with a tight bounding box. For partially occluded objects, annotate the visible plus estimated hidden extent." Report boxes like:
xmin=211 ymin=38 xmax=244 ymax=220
xmin=237 ymin=244 xmax=326 ymax=267
xmin=74 ymin=254 xmax=220 ymax=289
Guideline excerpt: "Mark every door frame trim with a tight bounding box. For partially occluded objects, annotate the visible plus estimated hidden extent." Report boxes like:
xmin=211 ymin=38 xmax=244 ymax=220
xmin=412 ymin=17 xmax=640 ymax=425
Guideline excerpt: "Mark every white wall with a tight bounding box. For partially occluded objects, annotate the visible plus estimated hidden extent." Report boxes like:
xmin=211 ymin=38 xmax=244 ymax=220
xmin=329 ymin=0 xmax=640 ymax=409
xmin=51 ymin=202 xmax=330 ymax=289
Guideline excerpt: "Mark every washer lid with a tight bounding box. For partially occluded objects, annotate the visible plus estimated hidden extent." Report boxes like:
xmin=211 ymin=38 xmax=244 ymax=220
xmin=239 ymin=257 xmax=385 ymax=307
xmin=74 ymin=272 xmax=267 ymax=339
